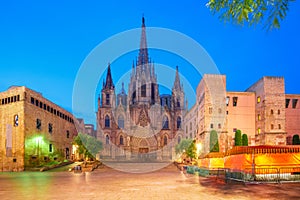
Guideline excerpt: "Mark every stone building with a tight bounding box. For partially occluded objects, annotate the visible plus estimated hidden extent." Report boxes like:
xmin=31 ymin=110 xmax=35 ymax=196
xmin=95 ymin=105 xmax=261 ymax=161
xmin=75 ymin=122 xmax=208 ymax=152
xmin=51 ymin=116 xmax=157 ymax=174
xmin=285 ymin=94 xmax=300 ymax=144
xmin=193 ymin=75 xmax=300 ymax=155
xmin=184 ymin=104 xmax=198 ymax=140
xmin=97 ymin=17 xmax=186 ymax=161
xmin=0 ymin=86 xmax=77 ymax=171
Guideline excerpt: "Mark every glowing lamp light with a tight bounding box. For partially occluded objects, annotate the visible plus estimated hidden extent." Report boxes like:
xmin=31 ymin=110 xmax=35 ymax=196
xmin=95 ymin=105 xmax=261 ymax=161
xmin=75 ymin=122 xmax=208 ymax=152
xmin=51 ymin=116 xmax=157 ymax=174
xmin=196 ymin=143 xmax=202 ymax=155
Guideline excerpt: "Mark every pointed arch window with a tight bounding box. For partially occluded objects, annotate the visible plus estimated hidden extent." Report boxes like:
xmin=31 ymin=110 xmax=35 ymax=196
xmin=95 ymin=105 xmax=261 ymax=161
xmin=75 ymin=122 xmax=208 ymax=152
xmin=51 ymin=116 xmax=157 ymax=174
xmin=105 ymin=135 xmax=109 ymax=144
xmin=162 ymin=115 xmax=169 ymax=129
xmin=118 ymin=115 xmax=124 ymax=129
xmin=141 ymin=84 xmax=146 ymax=97
xmin=177 ymin=116 xmax=181 ymax=129
xmin=178 ymin=136 xmax=181 ymax=144
xmin=120 ymin=135 xmax=124 ymax=145
xmin=177 ymin=99 xmax=180 ymax=107
xmin=105 ymin=115 xmax=110 ymax=128
xmin=164 ymin=135 xmax=168 ymax=145
xmin=106 ymin=94 xmax=110 ymax=105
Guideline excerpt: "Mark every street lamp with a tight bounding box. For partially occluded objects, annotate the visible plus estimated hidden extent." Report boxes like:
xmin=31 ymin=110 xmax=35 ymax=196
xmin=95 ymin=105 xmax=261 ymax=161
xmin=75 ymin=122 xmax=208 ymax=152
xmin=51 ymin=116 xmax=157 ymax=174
xmin=196 ymin=143 xmax=202 ymax=157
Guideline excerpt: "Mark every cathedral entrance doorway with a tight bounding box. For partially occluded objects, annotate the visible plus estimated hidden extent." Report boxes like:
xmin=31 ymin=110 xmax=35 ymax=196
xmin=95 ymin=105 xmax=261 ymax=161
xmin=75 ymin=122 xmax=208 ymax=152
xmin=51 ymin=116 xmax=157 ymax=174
xmin=138 ymin=148 xmax=149 ymax=162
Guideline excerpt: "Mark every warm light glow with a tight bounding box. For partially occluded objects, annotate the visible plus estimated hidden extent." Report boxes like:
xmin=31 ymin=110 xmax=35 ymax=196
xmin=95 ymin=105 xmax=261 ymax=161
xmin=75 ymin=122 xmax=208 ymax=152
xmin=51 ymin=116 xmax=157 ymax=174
xmin=35 ymin=136 xmax=43 ymax=144
xmin=196 ymin=143 xmax=202 ymax=155
xmin=72 ymin=145 xmax=78 ymax=154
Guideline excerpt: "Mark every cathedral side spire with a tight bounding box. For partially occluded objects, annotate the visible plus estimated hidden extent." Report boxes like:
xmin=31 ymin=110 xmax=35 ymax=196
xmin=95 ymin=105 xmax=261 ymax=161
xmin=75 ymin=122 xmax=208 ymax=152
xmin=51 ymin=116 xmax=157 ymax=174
xmin=173 ymin=66 xmax=182 ymax=91
xmin=104 ymin=63 xmax=114 ymax=90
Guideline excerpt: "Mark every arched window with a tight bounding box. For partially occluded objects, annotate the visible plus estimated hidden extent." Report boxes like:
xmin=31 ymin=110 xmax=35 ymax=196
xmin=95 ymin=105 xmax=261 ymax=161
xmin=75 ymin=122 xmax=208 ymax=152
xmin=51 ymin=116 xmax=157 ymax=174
xmin=177 ymin=99 xmax=180 ymax=107
xmin=118 ymin=115 xmax=124 ymax=129
xmin=164 ymin=135 xmax=168 ymax=145
xmin=162 ymin=115 xmax=169 ymax=129
xmin=178 ymin=136 xmax=181 ymax=144
xmin=105 ymin=115 xmax=110 ymax=128
xmin=141 ymin=84 xmax=146 ymax=97
xmin=120 ymin=135 xmax=124 ymax=145
xmin=106 ymin=135 xmax=109 ymax=144
xmin=177 ymin=116 xmax=181 ymax=129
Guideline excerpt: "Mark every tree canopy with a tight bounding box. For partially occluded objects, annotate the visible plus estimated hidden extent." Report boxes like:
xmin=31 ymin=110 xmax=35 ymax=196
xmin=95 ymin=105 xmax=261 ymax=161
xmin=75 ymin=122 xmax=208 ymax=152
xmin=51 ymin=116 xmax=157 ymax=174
xmin=207 ymin=0 xmax=294 ymax=30
xmin=235 ymin=129 xmax=242 ymax=146
xmin=292 ymin=134 xmax=300 ymax=145
xmin=175 ymin=139 xmax=197 ymax=159
xmin=242 ymin=133 xmax=249 ymax=146
xmin=73 ymin=133 xmax=103 ymax=160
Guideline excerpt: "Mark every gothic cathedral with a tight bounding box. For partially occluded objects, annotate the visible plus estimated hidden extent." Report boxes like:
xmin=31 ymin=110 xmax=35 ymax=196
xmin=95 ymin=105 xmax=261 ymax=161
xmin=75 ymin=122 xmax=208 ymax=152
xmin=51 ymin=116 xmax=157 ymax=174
xmin=97 ymin=17 xmax=185 ymax=161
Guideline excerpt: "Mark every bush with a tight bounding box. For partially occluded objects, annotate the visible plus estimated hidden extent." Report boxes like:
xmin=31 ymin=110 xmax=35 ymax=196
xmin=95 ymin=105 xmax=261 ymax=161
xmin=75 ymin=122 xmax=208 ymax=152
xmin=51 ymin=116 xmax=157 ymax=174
xmin=242 ymin=134 xmax=248 ymax=146
xmin=292 ymin=135 xmax=300 ymax=145
xmin=235 ymin=130 xmax=242 ymax=146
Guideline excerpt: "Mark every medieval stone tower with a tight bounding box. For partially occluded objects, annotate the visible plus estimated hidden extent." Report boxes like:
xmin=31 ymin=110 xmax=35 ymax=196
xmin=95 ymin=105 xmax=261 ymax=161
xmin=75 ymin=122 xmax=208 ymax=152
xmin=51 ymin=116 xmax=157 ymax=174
xmin=97 ymin=17 xmax=185 ymax=161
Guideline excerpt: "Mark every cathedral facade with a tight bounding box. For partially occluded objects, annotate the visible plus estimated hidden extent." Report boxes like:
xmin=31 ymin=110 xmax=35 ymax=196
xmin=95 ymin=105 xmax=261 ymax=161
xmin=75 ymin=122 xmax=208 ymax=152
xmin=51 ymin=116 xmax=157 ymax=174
xmin=96 ymin=18 xmax=185 ymax=161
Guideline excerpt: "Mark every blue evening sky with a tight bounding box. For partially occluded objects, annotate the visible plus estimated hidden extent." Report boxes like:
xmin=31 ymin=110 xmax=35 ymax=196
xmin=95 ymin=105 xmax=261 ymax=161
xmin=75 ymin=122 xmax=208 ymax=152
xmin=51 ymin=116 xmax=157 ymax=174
xmin=1 ymin=1 xmax=300 ymax=124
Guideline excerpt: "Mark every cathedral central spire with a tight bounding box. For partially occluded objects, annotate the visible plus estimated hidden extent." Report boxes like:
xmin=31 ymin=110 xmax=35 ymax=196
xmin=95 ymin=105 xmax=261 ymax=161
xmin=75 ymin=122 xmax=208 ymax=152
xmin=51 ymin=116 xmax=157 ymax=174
xmin=137 ymin=16 xmax=149 ymax=66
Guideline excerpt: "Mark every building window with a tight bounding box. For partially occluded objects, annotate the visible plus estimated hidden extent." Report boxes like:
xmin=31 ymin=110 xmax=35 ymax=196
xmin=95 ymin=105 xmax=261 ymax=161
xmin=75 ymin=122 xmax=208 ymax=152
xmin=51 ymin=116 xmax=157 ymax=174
xmin=106 ymin=135 xmax=109 ymax=144
xmin=218 ymin=123 xmax=221 ymax=129
xmin=257 ymin=96 xmax=261 ymax=103
xmin=226 ymin=111 xmax=229 ymax=115
xmin=278 ymin=109 xmax=280 ymax=115
xmin=118 ymin=115 xmax=124 ymax=129
xmin=36 ymin=119 xmax=41 ymax=130
xmin=177 ymin=116 xmax=181 ymax=129
xmin=210 ymin=123 xmax=214 ymax=129
xmin=31 ymin=97 xmax=35 ymax=104
xmin=271 ymin=109 xmax=274 ymax=115
xmin=286 ymin=99 xmax=290 ymax=108
xmin=49 ymin=144 xmax=53 ymax=153
xmin=209 ymin=107 xmax=212 ymax=114
xmin=177 ymin=99 xmax=180 ymax=107
xmin=292 ymin=99 xmax=298 ymax=109
xmin=278 ymin=124 xmax=281 ymax=129
xmin=257 ymin=128 xmax=261 ymax=134
xmin=218 ymin=108 xmax=222 ymax=114
xmin=48 ymin=123 xmax=53 ymax=133
xmin=120 ymin=135 xmax=124 ymax=145
xmin=162 ymin=116 xmax=169 ymax=129
xmin=105 ymin=115 xmax=110 ymax=128
xmin=190 ymin=122 xmax=192 ymax=131
xmin=258 ymin=114 xmax=261 ymax=121
xmin=66 ymin=130 xmax=70 ymax=138
xmin=13 ymin=115 xmax=19 ymax=127
xmin=226 ymin=96 xmax=230 ymax=106
xmin=106 ymin=94 xmax=110 ymax=105
xmin=271 ymin=124 xmax=274 ymax=130
xmin=233 ymin=97 xmax=238 ymax=107
xmin=178 ymin=136 xmax=181 ymax=144
xmin=39 ymin=102 xmax=43 ymax=108
xmin=141 ymin=84 xmax=146 ymax=97
xmin=186 ymin=126 xmax=188 ymax=133
xmin=164 ymin=135 xmax=167 ymax=145
xmin=35 ymin=99 xmax=39 ymax=106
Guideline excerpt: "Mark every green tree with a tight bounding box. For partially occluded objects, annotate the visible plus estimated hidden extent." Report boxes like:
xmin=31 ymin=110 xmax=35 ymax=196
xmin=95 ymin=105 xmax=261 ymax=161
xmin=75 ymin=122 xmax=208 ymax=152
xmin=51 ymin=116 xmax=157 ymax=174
xmin=242 ymin=133 xmax=249 ymax=146
xmin=206 ymin=0 xmax=294 ymax=30
xmin=210 ymin=130 xmax=220 ymax=152
xmin=175 ymin=138 xmax=193 ymax=154
xmin=292 ymin=134 xmax=300 ymax=145
xmin=186 ymin=140 xmax=197 ymax=160
xmin=235 ymin=130 xmax=242 ymax=146
xmin=175 ymin=139 xmax=197 ymax=160
xmin=73 ymin=133 xmax=103 ymax=160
